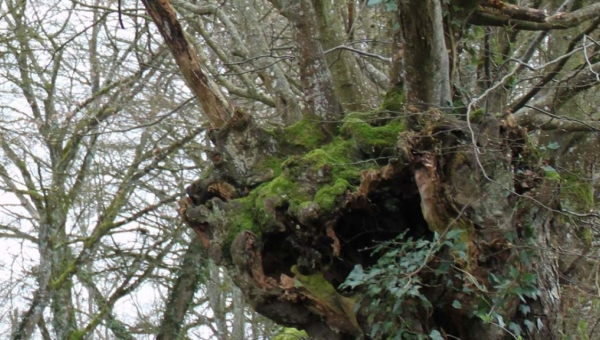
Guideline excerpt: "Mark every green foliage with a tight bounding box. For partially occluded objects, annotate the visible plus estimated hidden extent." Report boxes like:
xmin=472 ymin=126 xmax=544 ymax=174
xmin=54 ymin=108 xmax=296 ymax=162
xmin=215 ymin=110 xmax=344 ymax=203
xmin=467 ymin=245 xmax=542 ymax=338
xmin=340 ymin=230 xmax=465 ymax=339
xmin=341 ymin=227 xmax=545 ymax=339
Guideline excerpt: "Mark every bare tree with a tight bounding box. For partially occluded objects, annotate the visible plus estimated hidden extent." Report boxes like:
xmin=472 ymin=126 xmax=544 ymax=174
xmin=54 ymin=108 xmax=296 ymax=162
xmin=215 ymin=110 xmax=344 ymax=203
xmin=0 ymin=1 xmax=275 ymax=339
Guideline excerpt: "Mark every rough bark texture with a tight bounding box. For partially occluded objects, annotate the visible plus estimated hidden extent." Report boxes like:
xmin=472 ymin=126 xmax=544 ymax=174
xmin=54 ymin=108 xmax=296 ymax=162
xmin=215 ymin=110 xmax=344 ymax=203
xmin=269 ymin=0 xmax=343 ymax=132
xmin=142 ymin=0 xmax=233 ymax=127
xmin=398 ymin=0 xmax=451 ymax=122
xmin=157 ymin=238 xmax=205 ymax=340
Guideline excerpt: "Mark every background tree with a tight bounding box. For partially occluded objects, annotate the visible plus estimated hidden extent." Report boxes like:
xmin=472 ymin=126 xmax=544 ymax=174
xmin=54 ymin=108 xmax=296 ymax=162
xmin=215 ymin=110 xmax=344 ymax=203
xmin=0 ymin=1 xmax=275 ymax=339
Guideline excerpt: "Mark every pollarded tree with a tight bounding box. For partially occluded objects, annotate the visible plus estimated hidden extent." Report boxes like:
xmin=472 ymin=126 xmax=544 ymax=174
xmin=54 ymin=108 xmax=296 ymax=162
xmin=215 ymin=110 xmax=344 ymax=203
xmin=142 ymin=0 xmax=600 ymax=339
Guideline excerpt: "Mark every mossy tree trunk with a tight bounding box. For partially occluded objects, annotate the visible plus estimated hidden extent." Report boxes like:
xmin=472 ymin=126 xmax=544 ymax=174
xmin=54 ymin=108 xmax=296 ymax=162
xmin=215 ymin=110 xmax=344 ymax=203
xmin=142 ymin=0 xmax=600 ymax=339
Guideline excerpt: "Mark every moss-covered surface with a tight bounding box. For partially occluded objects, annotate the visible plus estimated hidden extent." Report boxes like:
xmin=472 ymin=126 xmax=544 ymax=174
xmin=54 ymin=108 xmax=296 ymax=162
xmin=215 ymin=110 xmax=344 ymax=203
xmin=314 ymin=179 xmax=350 ymax=211
xmin=291 ymin=265 xmax=361 ymax=335
xmin=272 ymin=328 xmax=309 ymax=340
xmin=275 ymin=114 xmax=328 ymax=150
xmin=561 ymin=173 xmax=594 ymax=211
xmin=381 ymin=86 xmax=405 ymax=113
xmin=342 ymin=114 xmax=404 ymax=157
xmin=67 ymin=330 xmax=85 ymax=340
xmin=220 ymin=112 xmax=406 ymax=253
xmin=254 ymin=155 xmax=284 ymax=179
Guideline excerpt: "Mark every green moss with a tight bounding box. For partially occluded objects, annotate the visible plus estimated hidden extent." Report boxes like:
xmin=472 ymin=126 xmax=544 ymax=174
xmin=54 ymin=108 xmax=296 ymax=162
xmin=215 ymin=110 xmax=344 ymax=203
xmin=582 ymin=228 xmax=593 ymax=244
xmin=342 ymin=115 xmax=404 ymax=156
xmin=319 ymin=138 xmax=363 ymax=181
xmin=227 ymin=207 xmax=255 ymax=232
xmin=50 ymin=261 xmax=77 ymax=289
xmin=280 ymin=115 xmax=327 ymax=150
xmin=251 ymin=176 xmax=310 ymax=224
xmin=381 ymin=86 xmax=405 ymax=113
xmin=256 ymin=155 xmax=283 ymax=178
xmin=68 ymin=330 xmax=85 ymax=340
xmin=292 ymin=265 xmax=339 ymax=295
xmin=292 ymin=266 xmax=361 ymax=334
xmin=222 ymin=115 xmax=405 ymax=255
xmin=468 ymin=108 xmax=484 ymax=123
xmin=272 ymin=328 xmax=309 ymax=340
xmin=283 ymin=137 xmax=363 ymax=183
xmin=543 ymin=166 xmax=561 ymax=180
xmin=561 ymin=174 xmax=594 ymax=211
xmin=343 ymin=118 xmax=404 ymax=147
xmin=314 ymin=179 xmax=350 ymax=211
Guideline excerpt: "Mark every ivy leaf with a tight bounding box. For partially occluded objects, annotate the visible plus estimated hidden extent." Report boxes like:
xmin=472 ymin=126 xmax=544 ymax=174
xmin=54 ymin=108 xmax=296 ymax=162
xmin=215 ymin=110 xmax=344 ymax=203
xmin=518 ymin=304 xmax=531 ymax=315
xmin=524 ymin=319 xmax=535 ymax=332
xmin=536 ymin=317 xmax=544 ymax=330
xmin=509 ymin=322 xmax=522 ymax=336
xmin=452 ymin=300 xmax=462 ymax=309
xmin=445 ymin=229 xmax=464 ymax=240
xmin=496 ymin=314 xmax=505 ymax=328
xmin=367 ymin=0 xmax=383 ymax=5
xmin=430 ymin=330 xmax=444 ymax=340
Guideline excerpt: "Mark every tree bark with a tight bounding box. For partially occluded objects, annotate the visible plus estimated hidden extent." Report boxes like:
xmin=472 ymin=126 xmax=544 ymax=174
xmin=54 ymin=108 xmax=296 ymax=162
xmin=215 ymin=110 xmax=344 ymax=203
xmin=142 ymin=0 xmax=234 ymax=128
xmin=397 ymin=0 xmax=451 ymax=124
xmin=157 ymin=238 xmax=206 ymax=340
xmin=269 ymin=0 xmax=343 ymax=129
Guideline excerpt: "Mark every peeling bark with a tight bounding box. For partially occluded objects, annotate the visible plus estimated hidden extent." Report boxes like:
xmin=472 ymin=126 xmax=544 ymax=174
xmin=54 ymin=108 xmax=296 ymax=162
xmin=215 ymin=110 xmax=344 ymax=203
xmin=142 ymin=0 xmax=233 ymax=127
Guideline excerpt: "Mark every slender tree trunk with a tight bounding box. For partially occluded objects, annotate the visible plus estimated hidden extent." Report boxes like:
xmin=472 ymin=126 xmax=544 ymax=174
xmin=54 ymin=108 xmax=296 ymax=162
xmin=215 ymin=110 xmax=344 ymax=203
xmin=313 ymin=0 xmax=378 ymax=112
xmin=208 ymin=263 xmax=228 ymax=340
xmin=270 ymin=0 xmax=342 ymax=130
xmin=157 ymin=238 xmax=206 ymax=340
xmin=397 ymin=0 xmax=451 ymax=118
xmin=231 ymin=286 xmax=245 ymax=340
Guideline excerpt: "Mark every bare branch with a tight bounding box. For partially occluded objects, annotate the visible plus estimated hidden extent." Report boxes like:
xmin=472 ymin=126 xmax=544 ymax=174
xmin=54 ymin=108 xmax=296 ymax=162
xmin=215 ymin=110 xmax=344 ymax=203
xmin=516 ymin=104 xmax=600 ymax=132
xmin=141 ymin=0 xmax=234 ymax=127
xmin=324 ymin=45 xmax=391 ymax=63
xmin=470 ymin=3 xmax=600 ymax=31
